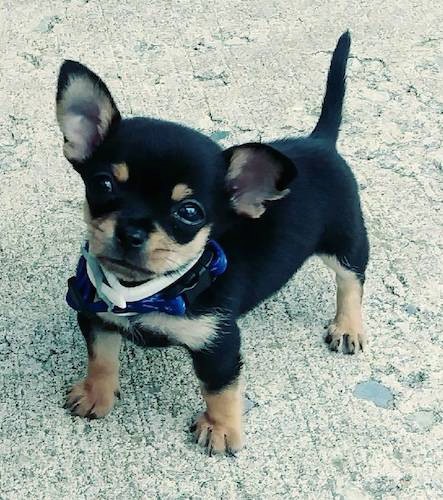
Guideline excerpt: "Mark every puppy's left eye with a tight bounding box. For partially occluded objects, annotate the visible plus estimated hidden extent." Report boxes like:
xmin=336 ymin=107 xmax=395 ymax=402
xmin=172 ymin=200 xmax=205 ymax=225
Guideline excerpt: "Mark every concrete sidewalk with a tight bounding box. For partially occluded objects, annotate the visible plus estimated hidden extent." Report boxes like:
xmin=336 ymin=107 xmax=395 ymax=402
xmin=0 ymin=1 xmax=442 ymax=498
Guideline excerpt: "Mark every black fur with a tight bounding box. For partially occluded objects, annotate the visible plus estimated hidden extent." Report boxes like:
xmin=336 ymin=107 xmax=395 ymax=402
xmin=191 ymin=321 xmax=243 ymax=392
xmin=312 ymin=31 xmax=351 ymax=143
xmin=58 ymin=32 xmax=368 ymax=396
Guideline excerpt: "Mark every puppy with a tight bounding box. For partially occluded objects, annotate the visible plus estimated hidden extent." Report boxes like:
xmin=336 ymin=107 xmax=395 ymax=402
xmin=57 ymin=31 xmax=368 ymax=455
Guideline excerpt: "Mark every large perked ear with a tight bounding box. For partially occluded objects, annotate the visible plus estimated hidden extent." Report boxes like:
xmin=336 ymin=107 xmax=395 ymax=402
xmin=56 ymin=60 xmax=121 ymax=163
xmin=223 ymin=143 xmax=296 ymax=218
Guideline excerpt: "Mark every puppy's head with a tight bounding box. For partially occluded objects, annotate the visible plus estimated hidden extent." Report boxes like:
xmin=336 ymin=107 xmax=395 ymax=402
xmin=56 ymin=61 xmax=295 ymax=283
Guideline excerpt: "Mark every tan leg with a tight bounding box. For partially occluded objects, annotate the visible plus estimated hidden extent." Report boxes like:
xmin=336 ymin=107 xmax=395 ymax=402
xmin=321 ymin=255 xmax=366 ymax=354
xmin=67 ymin=329 xmax=121 ymax=418
xmin=193 ymin=380 xmax=244 ymax=455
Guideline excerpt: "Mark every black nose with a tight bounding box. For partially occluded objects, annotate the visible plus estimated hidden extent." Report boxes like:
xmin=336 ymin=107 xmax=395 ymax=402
xmin=116 ymin=225 xmax=147 ymax=248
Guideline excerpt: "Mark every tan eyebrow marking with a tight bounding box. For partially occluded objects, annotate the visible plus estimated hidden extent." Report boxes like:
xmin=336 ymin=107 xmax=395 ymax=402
xmin=112 ymin=162 xmax=129 ymax=183
xmin=171 ymin=183 xmax=193 ymax=201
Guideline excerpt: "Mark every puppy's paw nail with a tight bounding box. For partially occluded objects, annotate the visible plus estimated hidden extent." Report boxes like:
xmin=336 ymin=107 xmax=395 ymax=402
xmin=65 ymin=378 xmax=118 ymax=418
xmin=326 ymin=322 xmax=365 ymax=356
xmin=192 ymin=412 xmax=243 ymax=455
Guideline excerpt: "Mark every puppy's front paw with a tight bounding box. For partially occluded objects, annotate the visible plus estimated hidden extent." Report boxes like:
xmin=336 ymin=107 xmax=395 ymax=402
xmin=66 ymin=377 xmax=119 ymax=418
xmin=325 ymin=321 xmax=366 ymax=354
xmin=191 ymin=412 xmax=244 ymax=456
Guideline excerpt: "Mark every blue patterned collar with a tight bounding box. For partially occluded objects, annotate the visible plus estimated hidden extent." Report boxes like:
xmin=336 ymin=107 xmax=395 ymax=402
xmin=66 ymin=240 xmax=227 ymax=317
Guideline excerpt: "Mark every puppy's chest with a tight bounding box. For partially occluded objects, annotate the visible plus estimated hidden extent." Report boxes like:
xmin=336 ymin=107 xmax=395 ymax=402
xmin=98 ymin=311 xmax=218 ymax=351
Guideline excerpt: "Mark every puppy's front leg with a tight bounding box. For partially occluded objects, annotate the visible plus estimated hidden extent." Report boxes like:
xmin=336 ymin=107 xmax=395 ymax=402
xmin=67 ymin=314 xmax=121 ymax=418
xmin=190 ymin=322 xmax=244 ymax=455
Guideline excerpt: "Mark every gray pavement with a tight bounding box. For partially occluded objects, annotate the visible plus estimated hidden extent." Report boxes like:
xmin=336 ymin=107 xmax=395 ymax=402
xmin=1 ymin=1 xmax=442 ymax=498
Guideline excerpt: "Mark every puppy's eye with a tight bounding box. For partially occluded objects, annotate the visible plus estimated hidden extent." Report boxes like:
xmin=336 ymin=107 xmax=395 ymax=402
xmin=172 ymin=200 xmax=205 ymax=225
xmin=92 ymin=173 xmax=114 ymax=194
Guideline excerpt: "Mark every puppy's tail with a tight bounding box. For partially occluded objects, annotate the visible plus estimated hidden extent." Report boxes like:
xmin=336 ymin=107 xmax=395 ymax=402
xmin=311 ymin=31 xmax=351 ymax=144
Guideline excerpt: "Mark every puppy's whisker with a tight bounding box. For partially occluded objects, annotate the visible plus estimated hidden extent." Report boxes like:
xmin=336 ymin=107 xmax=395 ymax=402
xmin=155 ymin=255 xmax=183 ymax=269
xmin=89 ymin=224 xmax=105 ymax=233
xmin=130 ymin=327 xmax=145 ymax=346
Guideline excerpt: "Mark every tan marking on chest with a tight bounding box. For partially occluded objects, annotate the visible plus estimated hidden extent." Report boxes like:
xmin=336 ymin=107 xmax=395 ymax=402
xmin=134 ymin=313 xmax=219 ymax=350
xmin=98 ymin=311 xmax=220 ymax=351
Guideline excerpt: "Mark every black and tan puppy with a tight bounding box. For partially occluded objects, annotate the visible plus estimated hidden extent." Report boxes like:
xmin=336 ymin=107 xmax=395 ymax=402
xmin=57 ymin=32 xmax=368 ymax=454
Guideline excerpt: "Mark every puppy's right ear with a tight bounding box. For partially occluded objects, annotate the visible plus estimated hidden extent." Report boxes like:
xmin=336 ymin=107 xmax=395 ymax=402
xmin=223 ymin=143 xmax=296 ymax=218
xmin=56 ymin=60 xmax=121 ymax=164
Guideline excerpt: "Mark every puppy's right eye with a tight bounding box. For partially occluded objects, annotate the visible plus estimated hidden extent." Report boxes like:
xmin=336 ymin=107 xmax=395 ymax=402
xmin=92 ymin=173 xmax=114 ymax=194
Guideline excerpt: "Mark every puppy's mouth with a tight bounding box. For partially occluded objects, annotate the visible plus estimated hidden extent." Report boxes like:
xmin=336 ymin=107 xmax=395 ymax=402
xmin=97 ymin=255 xmax=197 ymax=285
xmin=98 ymin=256 xmax=154 ymax=281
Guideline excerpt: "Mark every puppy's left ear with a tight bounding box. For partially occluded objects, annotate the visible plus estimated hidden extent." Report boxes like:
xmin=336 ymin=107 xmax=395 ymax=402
xmin=56 ymin=60 xmax=121 ymax=164
xmin=224 ymin=143 xmax=296 ymax=218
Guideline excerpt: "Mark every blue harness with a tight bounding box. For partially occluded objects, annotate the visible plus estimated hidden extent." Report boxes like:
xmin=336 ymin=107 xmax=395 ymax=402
xmin=66 ymin=240 xmax=227 ymax=317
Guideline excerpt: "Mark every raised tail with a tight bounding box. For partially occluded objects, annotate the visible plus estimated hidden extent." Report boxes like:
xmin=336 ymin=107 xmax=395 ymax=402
xmin=311 ymin=31 xmax=351 ymax=144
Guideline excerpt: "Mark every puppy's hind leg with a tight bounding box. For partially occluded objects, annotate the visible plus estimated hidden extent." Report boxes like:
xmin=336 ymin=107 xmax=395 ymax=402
xmin=320 ymin=254 xmax=367 ymax=354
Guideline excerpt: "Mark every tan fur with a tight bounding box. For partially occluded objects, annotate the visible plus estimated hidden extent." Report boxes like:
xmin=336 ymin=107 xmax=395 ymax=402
xmin=87 ymin=212 xmax=117 ymax=257
xmin=57 ymin=75 xmax=116 ymax=162
xmin=146 ymin=224 xmax=210 ymax=274
xmin=193 ymin=379 xmax=244 ymax=454
xmin=227 ymin=149 xmax=250 ymax=180
xmin=98 ymin=311 xmax=222 ymax=350
xmin=84 ymin=200 xmax=210 ymax=280
xmin=134 ymin=313 xmax=220 ymax=350
xmin=112 ymin=162 xmax=129 ymax=183
xmin=320 ymin=255 xmax=366 ymax=353
xmin=171 ymin=183 xmax=193 ymax=201
xmin=231 ymin=188 xmax=289 ymax=219
xmin=83 ymin=200 xmax=91 ymax=224
xmin=67 ymin=330 xmax=121 ymax=418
